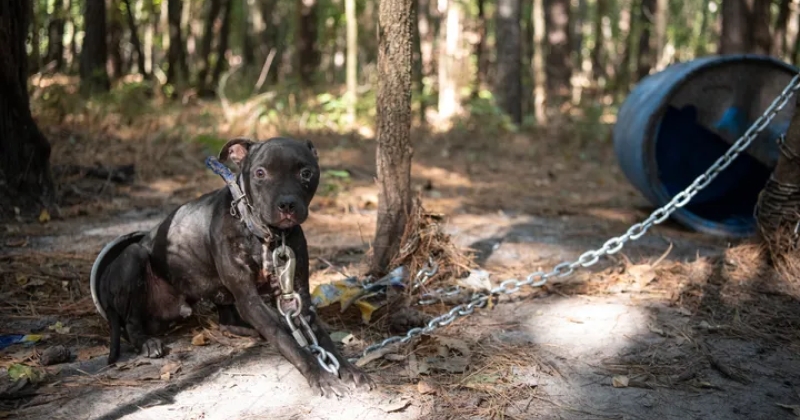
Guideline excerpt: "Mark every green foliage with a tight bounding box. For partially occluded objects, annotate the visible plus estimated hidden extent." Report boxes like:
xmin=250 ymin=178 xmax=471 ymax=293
xmin=453 ymin=90 xmax=517 ymax=134
xmin=318 ymin=169 xmax=352 ymax=197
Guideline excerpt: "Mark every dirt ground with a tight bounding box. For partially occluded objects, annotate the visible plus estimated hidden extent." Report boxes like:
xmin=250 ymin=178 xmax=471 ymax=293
xmin=3 ymin=95 xmax=800 ymax=420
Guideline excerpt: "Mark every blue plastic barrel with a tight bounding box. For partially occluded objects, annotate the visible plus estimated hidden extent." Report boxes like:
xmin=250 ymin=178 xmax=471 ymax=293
xmin=613 ymin=54 xmax=798 ymax=237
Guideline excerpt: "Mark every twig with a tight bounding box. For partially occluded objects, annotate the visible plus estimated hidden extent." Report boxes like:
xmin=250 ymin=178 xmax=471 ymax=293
xmin=254 ymin=48 xmax=277 ymax=92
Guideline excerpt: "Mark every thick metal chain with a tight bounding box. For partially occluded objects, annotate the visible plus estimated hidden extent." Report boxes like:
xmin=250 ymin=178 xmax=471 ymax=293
xmin=271 ymin=239 xmax=341 ymax=376
xmin=353 ymin=73 xmax=800 ymax=362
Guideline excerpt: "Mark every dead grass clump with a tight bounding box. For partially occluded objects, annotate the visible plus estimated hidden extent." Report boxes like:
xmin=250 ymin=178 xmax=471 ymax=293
xmin=389 ymin=199 xmax=477 ymax=295
xmin=720 ymin=242 xmax=768 ymax=285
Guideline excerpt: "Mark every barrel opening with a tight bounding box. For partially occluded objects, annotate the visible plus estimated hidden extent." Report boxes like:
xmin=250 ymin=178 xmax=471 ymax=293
xmin=653 ymin=104 xmax=773 ymax=229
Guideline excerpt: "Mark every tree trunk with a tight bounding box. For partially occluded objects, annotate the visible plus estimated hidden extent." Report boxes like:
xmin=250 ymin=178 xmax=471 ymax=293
xmin=591 ymin=0 xmax=607 ymax=81
xmin=46 ymin=0 xmax=65 ymax=70
xmin=636 ymin=0 xmax=655 ymax=80
xmin=472 ymin=0 xmax=486 ymax=99
xmin=412 ymin=0 xmax=425 ymax=123
xmin=774 ymin=0 xmax=791 ymax=57
xmin=29 ymin=0 xmax=40 ymax=74
xmin=81 ymin=0 xmax=110 ymax=96
xmin=694 ymin=0 xmax=711 ymax=56
xmin=418 ymin=0 xmax=433 ymax=121
xmin=108 ymin=0 xmax=124 ymax=80
xmin=0 ymin=0 xmax=56 ymax=214
xmin=652 ymin=0 xmax=667 ymax=70
xmin=67 ymin=0 xmax=79 ymax=72
xmin=122 ymin=0 xmax=147 ymax=78
xmin=297 ymin=0 xmax=319 ymax=84
xmin=495 ymin=0 xmax=522 ymax=124
xmin=371 ymin=0 xmax=414 ymax=276
xmin=258 ymin=0 xmax=281 ymax=84
xmin=544 ymin=0 xmax=571 ymax=101
xmin=210 ymin=0 xmax=233 ymax=87
xmin=242 ymin=0 xmax=255 ymax=68
xmin=532 ymin=0 xmax=547 ymax=123
xmin=345 ymin=0 xmax=358 ymax=124
xmin=437 ymin=0 xmax=464 ymax=121
xmin=166 ymin=0 xmax=189 ymax=89
xmin=720 ymin=0 xmax=751 ymax=54
xmin=197 ymin=0 xmax=223 ymax=91
xmin=750 ymin=0 xmax=772 ymax=55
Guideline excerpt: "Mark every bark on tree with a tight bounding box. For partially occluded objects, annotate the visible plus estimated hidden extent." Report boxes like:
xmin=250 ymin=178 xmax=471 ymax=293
xmin=67 ymin=0 xmax=79 ymax=72
xmin=210 ymin=0 xmax=233 ymax=87
xmin=197 ymin=0 xmax=223 ymax=91
xmin=437 ymin=0 xmax=464 ymax=121
xmin=750 ymin=0 xmax=772 ymax=55
xmin=495 ymin=0 xmax=522 ymax=124
xmin=166 ymin=0 xmax=189 ymax=89
xmin=371 ymin=0 xmax=414 ymax=276
xmin=122 ymin=0 xmax=147 ymax=78
xmin=346 ymin=0 xmax=358 ymax=124
xmin=0 ymin=0 xmax=56 ymax=213
xmin=472 ymin=0 xmax=486 ymax=99
xmin=636 ymin=0 xmax=655 ymax=80
xmin=653 ymin=0 xmax=668 ymax=70
xmin=544 ymin=0 xmax=571 ymax=101
xmin=532 ymin=0 xmax=547 ymax=123
xmin=46 ymin=0 xmax=66 ymax=70
xmin=591 ymin=0 xmax=608 ymax=81
xmin=242 ymin=0 xmax=255 ymax=68
xmin=412 ymin=0 xmax=426 ymax=122
xmin=774 ymin=0 xmax=791 ymax=56
xmin=298 ymin=0 xmax=320 ymax=84
xmin=80 ymin=0 xmax=110 ymax=96
xmin=108 ymin=1 xmax=124 ymax=80
xmin=719 ymin=0 xmax=751 ymax=54
xmin=29 ymin=0 xmax=40 ymax=74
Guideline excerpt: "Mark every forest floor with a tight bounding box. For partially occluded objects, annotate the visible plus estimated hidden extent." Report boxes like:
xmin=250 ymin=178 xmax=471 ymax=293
xmin=4 ymin=81 xmax=800 ymax=419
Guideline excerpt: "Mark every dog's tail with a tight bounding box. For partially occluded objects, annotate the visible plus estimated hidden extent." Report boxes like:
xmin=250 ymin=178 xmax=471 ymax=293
xmin=107 ymin=307 xmax=122 ymax=365
xmin=90 ymin=231 xmax=148 ymax=321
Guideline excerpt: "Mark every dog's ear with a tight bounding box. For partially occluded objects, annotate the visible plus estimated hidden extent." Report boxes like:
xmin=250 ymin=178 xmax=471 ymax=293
xmin=305 ymin=139 xmax=318 ymax=162
xmin=219 ymin=137 xmax=255 ymax=167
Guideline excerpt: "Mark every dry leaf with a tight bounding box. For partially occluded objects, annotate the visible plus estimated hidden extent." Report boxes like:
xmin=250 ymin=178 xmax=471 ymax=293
xmin=417 ymin=380 xmax=437 ymax=395
xmin=38 ymin=209 xmax=50 ymax=224
xmin=627 ymin=264 xmax=656 ymax=284
xmin=648 ymin=324 xmax=665 ymax=336
xmin=436 ymin=337 xmax=472 ymax=358
xmin=677 ymin=307 xmax=693 ymax=316
xmin=377 ymin=396 xmax=412 ymax=413
xmin=48 ymin=322 xmax=71 ymax=335
xmin=160 ymin=362 xmax=181 ymax=380
xmin=612 ymin=375 xmax=629 ymax=388
xmin=191 ymin=332 xmax=207 ymax=346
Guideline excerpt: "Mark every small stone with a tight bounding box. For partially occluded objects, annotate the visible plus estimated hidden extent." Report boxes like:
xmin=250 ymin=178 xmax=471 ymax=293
xmin=39 ymin=345 xmax=70 ymax=366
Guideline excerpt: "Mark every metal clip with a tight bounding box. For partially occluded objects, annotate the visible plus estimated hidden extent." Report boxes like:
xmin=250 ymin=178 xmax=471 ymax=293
xmin=273 ymin=244 xmax=296 ymax=298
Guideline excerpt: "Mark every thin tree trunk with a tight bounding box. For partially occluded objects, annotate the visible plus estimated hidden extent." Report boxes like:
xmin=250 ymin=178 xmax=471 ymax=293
xmin=591 ymin=0 xmax=607 ymax=81
xmin=636 ymin=0 xmax=655 ymax=80
xmin=66 ymin=0 xmax=78 ymax=72
xmin=412 ymin=0 xmax=426 ymax=123
xmin=46 ymin=0 xmax=65 ymax=70
xmin=346 ymin=0 xmax=358 ymax=124
xmin=371 ymin=0 xmax=413 ymax=276
xmin=0 ymin=0 xmax=56 ymax=213
xmin=197 ymin=0 xmax=223 ymax=90
xmin=297 ymin=0 xmax=319 ymax=84
xmin=694 ymin=0 xmax=711 ymax=56
xmin=720 ymin=0 xmax=751 ymax=54
xmin=532 ymin=0 xmax=547 ymax=123
xmin=29 ymin=0 xmax=40 ymax=74
xmin=774 ymin=0 xmax=791 ymax=56
xmin=166 ymin=0 xmax=189 ymax=89
xmin=472 ymin=0 xmax=486 ymax=98
xmin=437 ymin=0 xmax=463 ymax=121
xmin=122 ymin=0 xmax=147 ymax=78
xmin=108 ymin=0 xmax=124 ymax=80
xmin=211 ymin=0 xmax=233 ymax=87
xmin=653 ymin=0 xmax=667 ymax=70
xmin=242 ymin=0 xmax=255 ymax=68
xmin=418 ymin=0 xmax=433 ymax=121
xmin=751 ymin=0 xmax=772 ymax=55
xmin=495 ymin=0 xmax=522 ymax=124
xmin=544 ymin=0 xmax=571 ymax=101
xmin=81 ymin=0 xmax=110 ymax=96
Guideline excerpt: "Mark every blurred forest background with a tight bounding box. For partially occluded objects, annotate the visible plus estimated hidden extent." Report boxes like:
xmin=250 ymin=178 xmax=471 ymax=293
xmin=21 ymin=0 xmax=797 ymax=130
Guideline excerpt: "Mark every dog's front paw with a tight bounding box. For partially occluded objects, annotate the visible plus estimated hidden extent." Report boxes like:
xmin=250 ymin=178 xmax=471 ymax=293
xmin=140 ymin=338 xmax=166 ymax=358
xmin=339 ymin=362 xmax=375 ymax=391
xmin=306 ymin=366 xmax=350 ymax=398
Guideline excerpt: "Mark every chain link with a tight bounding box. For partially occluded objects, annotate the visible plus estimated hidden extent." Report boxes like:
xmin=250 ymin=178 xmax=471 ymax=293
xmin=351 ymin=72 xmax=800 ymax=363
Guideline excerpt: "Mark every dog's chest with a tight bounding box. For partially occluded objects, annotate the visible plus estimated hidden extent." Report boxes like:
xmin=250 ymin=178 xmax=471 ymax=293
xmin=256 ymin=253 xmax=282 ymax=298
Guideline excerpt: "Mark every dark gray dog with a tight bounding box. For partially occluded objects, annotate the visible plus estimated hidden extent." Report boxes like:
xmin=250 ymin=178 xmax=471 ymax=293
xmin=90 ymin=137 xmax=373 ymax=396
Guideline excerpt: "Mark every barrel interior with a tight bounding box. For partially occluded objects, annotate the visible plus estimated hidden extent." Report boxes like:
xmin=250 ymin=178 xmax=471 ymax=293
xmin=651 ymin=62 xmax=795 ymax=232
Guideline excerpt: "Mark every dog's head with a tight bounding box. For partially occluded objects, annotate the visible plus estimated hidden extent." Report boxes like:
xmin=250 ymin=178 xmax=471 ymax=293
xmin=219 ymin=137 xmax=320 ymax=229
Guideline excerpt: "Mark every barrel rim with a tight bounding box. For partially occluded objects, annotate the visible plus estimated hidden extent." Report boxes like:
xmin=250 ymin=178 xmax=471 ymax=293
xmin=90 ymin=231 xmax=148 ymax=321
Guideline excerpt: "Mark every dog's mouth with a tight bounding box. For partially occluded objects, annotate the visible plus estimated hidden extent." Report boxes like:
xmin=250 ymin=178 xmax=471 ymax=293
xmin=274 ymin=211 xmax=299 ymax=229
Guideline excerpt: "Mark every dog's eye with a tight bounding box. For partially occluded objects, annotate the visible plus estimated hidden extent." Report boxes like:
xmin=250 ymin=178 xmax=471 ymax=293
xmin=300 ymin=169 xmax=313 ymax=180
xmin=254 ymin=168 xmax=267 ymax=179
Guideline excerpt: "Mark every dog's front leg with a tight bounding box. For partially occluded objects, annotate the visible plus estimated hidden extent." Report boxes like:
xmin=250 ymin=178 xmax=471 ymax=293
xmin=219 ymin=263 xmax=349 ymax=397
xmin=290 ymin=232 xmax=375 ymax=391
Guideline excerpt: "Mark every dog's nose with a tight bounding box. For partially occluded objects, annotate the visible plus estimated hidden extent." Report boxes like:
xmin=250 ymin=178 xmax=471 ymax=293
xmin=277 ymin=197 xmax=297 ymax=214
